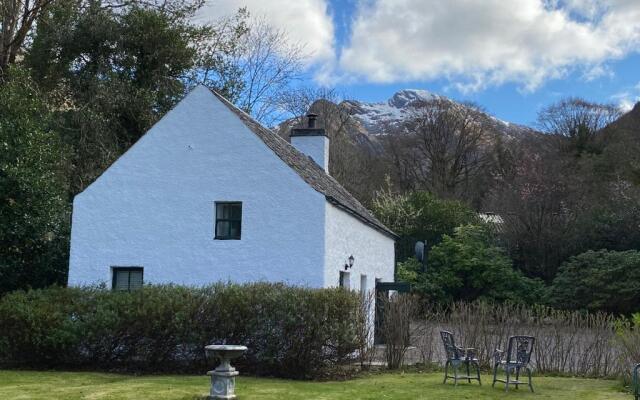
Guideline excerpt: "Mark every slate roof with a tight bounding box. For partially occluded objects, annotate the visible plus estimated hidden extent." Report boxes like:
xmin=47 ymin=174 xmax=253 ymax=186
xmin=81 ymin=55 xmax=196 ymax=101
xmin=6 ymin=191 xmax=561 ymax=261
xmin=210 ymin=90 xmax=397 ymax=240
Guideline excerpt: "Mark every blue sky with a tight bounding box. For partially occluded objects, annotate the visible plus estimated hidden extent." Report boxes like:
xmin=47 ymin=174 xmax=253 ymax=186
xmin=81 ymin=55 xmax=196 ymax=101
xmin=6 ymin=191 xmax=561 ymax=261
xmin=323 ymin=0 xmax=640 ymax=126
xmin=203 ymin=0 xmax=640 ymax=127
xmin=333 ymin=53 xmax=640 ymax=127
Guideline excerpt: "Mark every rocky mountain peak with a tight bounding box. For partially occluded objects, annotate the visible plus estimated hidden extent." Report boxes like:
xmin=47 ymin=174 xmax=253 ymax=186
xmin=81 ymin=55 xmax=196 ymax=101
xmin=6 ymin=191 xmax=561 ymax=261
xmin=388 ymin=89 xmax=437 ymax=108
xmin=279 ymin=88 xmax=541 ymax=143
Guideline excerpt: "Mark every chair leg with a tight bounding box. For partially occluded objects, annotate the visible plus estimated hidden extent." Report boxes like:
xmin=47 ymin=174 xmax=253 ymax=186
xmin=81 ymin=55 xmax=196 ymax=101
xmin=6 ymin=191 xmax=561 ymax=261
xmin=527 ymin=367 xmax=534 ymax=393
xmin=505 ymin=367 xmax=510 ymax=392
xmin=492 ymin=363 xmax=498 ymax=388
xmin=515 ymin=367 xmax=520 ymax=390
xmin=443 ymin=360 xmax=449 ymax=384
xmin=466 ymin=362 xmax=471 ymax=383
xmin=475 ymin=361 xmax=482 ymax=385
xmin=454 ymin=363 xmax=459 ymax=386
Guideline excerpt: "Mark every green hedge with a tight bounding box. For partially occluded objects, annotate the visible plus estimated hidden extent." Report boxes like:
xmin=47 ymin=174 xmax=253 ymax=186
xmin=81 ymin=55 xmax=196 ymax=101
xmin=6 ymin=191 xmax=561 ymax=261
xmin=0 ymin=283 xmax=364 ymax=379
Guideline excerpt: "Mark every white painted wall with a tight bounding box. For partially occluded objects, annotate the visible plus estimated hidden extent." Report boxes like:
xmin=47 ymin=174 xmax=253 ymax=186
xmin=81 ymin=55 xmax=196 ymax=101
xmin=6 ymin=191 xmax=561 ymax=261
xmin=290 ymin=135 xmax=329 ymax=173
xmin=324 ymin=204 xmax=395 ymax=292
xmin=325 ymin=204 xmax=395 ymax=345
xmin=68 ymin=86 xmax=327 ymax=288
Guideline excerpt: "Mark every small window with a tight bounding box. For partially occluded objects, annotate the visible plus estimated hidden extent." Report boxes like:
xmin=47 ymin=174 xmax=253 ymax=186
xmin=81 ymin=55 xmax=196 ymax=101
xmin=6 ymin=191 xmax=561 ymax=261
xmin=215 ymin=202 xmax=242 ymax=240
xmin=112 ymin=267 xmax=143 ymax=291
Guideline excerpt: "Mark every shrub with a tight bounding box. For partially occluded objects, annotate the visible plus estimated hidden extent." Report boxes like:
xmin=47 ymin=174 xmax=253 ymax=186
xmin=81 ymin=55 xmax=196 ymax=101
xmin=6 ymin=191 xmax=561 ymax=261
xmin=405 ymin=225 xmax=545 ymax=304
xmin=615 ymin=313 xmax=640 ymax=386
xmin=379 ymin=293 xmax=419 ymax=369
xmin=372 ymin=189 xmax=478 ymax=261
xmin=550 ymin=249 xmax=640 ymax=315
xmin=0 ymin=68 xmax=69 ymax=295
xmin=0 ymin=283 xmax=363 ymax=379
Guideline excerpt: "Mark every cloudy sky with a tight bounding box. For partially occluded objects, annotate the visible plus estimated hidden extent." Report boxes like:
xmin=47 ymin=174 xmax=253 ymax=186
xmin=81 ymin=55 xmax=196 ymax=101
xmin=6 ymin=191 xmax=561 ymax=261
xmin=203 ymin=0 xmax=640 ymax=125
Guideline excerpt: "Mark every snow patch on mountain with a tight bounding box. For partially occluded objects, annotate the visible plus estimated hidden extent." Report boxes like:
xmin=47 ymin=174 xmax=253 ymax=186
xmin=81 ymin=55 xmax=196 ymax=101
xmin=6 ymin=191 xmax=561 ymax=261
xmin=342 ymin=89 xmax=535 ymax=139
xmin=342 ymin=89 xmax=447 ymax=134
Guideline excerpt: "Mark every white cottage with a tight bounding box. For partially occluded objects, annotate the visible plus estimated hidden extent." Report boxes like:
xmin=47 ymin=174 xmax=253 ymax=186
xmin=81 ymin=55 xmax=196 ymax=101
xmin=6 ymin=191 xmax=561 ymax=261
xmin=68 ymin=86 xmax=396 ymax=293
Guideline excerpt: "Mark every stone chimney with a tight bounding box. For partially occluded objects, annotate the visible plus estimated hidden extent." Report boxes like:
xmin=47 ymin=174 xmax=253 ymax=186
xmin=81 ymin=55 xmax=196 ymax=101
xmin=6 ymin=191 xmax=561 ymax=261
xmin=290 ymin=113 xmax=329 ymax=173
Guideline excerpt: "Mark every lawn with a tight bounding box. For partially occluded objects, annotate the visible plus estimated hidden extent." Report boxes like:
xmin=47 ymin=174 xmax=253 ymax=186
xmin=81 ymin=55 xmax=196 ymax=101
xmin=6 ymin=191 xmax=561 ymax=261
xmin=0 ymin=370 xmax=629 ymax=400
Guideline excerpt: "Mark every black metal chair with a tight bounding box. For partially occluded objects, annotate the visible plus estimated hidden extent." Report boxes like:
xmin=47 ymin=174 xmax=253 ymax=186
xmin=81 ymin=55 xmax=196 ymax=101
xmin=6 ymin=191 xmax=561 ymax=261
xmin=492 ymin=335 xmax=535 ymax=392
xmin=634 ymin=363 xmax=639 ymax=400
xmin=440 ymin=330 xmax=481 ymax=386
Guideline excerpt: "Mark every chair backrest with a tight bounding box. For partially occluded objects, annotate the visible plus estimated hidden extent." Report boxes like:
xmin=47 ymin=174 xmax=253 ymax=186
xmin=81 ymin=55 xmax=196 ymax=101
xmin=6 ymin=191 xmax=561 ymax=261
xmin=440 ymin=330 xmax=462 ymax=360
xmin=506 ymin=335 xmax=535 ymax=365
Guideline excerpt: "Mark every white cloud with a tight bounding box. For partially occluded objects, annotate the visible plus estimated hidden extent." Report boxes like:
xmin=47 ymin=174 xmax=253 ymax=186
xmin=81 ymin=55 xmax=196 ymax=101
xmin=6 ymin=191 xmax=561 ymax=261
xmin=338 ymin=0 xmax=640 ymax=91
xmin=197 ymin=0 xmax=335 ymax=64
xmin=612 ymin=82 xmax=640 ymax=112
xmin=581 ymin=64 xmax=613 ymax=82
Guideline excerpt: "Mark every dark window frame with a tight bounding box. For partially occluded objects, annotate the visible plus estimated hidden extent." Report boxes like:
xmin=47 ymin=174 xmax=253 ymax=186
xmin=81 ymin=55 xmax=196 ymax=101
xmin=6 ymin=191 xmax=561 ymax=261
xmin=214 ymin=201 xmax=242 ymax=240
xmin=111 ymin=267 xmax=144 ymax=291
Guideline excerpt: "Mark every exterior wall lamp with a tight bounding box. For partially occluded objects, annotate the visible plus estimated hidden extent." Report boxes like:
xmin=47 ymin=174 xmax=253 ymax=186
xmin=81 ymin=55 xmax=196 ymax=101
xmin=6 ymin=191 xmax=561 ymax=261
xmin=344 ymin=255 xmax=355 ymax=270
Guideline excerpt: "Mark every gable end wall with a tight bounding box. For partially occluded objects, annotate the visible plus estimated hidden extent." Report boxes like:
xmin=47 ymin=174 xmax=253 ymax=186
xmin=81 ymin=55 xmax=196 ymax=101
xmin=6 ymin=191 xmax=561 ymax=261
xmin=68 ymin=86 xmax=326 ymax=288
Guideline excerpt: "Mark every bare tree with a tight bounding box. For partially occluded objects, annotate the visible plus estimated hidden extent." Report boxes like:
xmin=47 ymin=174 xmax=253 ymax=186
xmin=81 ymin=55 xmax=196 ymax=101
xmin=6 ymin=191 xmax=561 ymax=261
xmin=384 ymin=99 xmax=490 ymax=202
xmin=274 ymin=86 xmax=343 ymax=129
xmin=380 ymin=293 xmax=419 ymax=369
xmin=234 ymin=17 xmax=306 ymax=124
xmin=0 ymin=0 xmax=55 ymax=77
xmin=486 ymin=139 xmax=594 ymax=281
xmin=193 ymin=12 xmax=306 ymax=125
xmin=190 ymin=7 xmax=249 ymax=100
xmin=537 ymin=98 xmax=621 ymax=154
xmin=383 ymin=130 xmax=422 ymax=192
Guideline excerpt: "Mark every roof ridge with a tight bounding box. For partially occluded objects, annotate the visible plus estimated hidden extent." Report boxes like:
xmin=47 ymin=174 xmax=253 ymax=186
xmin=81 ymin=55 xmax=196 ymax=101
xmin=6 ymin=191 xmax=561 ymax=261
xmin=207 ymin=87 xmax=397 ymax=239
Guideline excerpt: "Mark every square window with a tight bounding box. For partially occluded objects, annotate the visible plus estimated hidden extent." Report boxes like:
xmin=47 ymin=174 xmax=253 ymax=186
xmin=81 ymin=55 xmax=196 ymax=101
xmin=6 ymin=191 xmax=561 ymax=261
xmin=215 ymin=202 xmax=242 ymax=240
xmin=112 ymin=267 xmax=143 ymax=291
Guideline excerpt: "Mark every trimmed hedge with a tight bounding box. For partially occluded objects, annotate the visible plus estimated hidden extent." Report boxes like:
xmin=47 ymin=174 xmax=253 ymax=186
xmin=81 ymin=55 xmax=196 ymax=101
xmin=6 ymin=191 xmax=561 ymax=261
xmin=0 ymin=283 xmax=364 ymax=379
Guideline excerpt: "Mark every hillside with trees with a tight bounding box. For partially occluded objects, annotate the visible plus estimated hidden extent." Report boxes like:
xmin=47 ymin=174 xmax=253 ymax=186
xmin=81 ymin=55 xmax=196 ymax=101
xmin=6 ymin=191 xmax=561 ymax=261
xmin=280 ymin=92 xmax=640 ymax=312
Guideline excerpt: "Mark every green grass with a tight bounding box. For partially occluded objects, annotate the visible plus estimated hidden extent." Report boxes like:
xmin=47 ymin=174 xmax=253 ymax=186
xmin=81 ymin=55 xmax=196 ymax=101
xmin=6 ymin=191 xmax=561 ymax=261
xmin=0 ymin=370 xmax=628 ymax=400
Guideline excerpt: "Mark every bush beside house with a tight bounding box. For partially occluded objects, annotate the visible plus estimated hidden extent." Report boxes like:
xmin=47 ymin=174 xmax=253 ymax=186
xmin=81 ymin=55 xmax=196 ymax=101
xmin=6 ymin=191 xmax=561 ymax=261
xmin=0 ymin=283 xmax=364 ymax=379
xmin=397 ymin=225 xmax=545 ymax=305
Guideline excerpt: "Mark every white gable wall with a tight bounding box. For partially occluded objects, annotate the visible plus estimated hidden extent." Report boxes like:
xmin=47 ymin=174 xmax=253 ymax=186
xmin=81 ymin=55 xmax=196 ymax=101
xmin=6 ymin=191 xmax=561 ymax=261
xmin=68 ymin=86 xmax=326 ymax=287
xmin=324 ymin=204 xmax=395 ymax=291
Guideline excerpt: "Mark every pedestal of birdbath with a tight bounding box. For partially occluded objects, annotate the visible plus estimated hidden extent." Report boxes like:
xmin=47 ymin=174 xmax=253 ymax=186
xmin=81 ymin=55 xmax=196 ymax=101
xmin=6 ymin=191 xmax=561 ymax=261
xmin=205 ymin=345 xmax=248 ymax=400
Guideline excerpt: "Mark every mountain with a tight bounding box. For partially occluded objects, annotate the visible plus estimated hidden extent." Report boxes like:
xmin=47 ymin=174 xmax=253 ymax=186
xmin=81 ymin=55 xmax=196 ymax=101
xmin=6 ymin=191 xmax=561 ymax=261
xmin=277 ymin=89 xmax=541 ymax=145
xmin=340 ymin=89 xmax=539 ymax=140
xmin=600 ymin=102 xmax=640 ymax=184
xmin=606 ymin=101 xmax=640 ymax=133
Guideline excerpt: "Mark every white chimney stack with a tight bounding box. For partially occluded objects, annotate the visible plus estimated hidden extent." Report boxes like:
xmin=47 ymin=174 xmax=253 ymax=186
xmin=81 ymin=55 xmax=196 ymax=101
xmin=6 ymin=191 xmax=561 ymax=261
xmin=290 ymin=113 xmax=329 ymax=173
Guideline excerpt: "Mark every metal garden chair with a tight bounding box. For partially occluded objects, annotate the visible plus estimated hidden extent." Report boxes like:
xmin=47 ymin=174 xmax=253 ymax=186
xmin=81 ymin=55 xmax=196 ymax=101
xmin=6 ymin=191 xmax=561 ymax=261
xmin=440 ymin=330 xmax=481 ymax=386
xmin=492 ymin=335 xmax=535 ymax=392
xmin=634 ymin=363 xmax=639 ymax=400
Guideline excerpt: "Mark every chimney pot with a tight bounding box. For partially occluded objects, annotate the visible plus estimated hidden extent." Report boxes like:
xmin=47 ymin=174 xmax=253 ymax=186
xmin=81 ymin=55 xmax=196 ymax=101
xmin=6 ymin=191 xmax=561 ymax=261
xmin=307 ymin=113 xmax=318 ymax=128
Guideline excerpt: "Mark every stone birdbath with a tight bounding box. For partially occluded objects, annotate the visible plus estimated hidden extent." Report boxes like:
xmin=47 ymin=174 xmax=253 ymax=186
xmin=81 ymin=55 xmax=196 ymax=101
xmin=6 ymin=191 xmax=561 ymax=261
xmin=205 ymin=344 xmax=248 ymax=399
